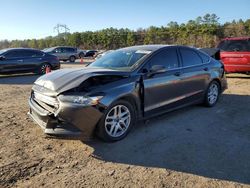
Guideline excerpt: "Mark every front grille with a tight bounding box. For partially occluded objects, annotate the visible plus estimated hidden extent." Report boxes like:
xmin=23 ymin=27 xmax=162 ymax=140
xmin=32 ymin=91 xmax=59 ymax=113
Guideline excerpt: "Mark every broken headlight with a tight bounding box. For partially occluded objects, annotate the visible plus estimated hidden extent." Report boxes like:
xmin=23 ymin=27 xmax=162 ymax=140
xmin=59 ymin=95 xmax=103 ymax=106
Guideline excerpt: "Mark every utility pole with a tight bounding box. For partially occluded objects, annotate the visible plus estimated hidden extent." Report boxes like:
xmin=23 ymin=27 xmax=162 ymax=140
xmin=53 ymin=24 xmax=70 ymax=36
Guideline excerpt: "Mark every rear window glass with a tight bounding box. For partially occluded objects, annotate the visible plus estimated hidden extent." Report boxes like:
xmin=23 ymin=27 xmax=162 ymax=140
xmin=197 ymin=51 xmax=210 ymax=64
xmin=180 ymin=48 xmax=203 ymax=67
xmin=64 ymin=48 xmax=76 ymax=53
xmin=217 ymin=40 xmax=250 ymax=52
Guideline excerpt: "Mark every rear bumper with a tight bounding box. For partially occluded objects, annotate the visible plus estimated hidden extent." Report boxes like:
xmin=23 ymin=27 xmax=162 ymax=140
xmin=28 ymin=97 xmax=103 ymax=138
xmin=52 ymin=63 xmax=61 ymax=70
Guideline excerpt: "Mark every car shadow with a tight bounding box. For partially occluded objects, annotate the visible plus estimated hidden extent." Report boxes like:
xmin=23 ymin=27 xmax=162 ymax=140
xmin=0 ymin=74 xmax=40 ymax=85
xmin=83 ymin=94 xmax=250 ymax=184
xmin=226 ymin=74 xmax=250 ymax=79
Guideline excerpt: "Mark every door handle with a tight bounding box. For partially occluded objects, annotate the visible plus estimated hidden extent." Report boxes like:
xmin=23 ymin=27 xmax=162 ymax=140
xmin=17 ymin=60 xmax=23 ymax=62
xmin=174 ymin=71 xmax=181 ymax=76
xmin=203 ymin=67 xmax=209 ymax=71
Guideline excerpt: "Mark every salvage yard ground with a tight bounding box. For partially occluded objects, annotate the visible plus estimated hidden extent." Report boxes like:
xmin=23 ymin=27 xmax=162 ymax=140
xmin=0 ymin=63 xmax=250 ymax=187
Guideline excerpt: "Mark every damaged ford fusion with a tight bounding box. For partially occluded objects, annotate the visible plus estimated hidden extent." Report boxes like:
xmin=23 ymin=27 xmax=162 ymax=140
xmin=28 ymin=45 xmax=227 ymax=142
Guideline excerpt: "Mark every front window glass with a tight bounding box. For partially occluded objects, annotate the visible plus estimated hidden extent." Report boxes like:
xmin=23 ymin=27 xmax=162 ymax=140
xmin=89 ymin=49 xmax=151 ymax=71
xmin=5 ymin=50 xmax=25 ymax=58
xmin=147 ymin=48 xmax=179 ymax=70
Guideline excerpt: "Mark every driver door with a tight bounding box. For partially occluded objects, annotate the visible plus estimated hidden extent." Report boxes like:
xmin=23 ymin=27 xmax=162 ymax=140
xmin=142 ymin=47 xmax=184 ymax=116
xmin=0 ymin=50 xmax=25 ymax=73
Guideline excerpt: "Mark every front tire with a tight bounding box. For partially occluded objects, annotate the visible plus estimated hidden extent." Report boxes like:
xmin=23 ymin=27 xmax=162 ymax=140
xmin=96 ymin=100 xmax=136 ymax=142
xmin=204 ymin=81 xmax=220 ymax=107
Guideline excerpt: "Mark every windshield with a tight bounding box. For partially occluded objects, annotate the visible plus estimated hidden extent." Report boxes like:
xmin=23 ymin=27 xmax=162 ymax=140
xmin=89 ymin=49 xmax=151 ymax=71
xmin=0 ymin=49 xmax=8 ymax=55
xmin=43 ymin=47 xmax=55 ymax=52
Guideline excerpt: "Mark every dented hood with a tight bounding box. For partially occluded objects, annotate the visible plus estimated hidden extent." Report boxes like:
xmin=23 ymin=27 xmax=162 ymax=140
xmin=34 ymin=67 xmax=129 ymax=93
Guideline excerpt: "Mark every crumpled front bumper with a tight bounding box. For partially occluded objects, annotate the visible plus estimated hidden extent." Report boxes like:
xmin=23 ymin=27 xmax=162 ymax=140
xmin=28 ymin=97 xmax=103 ymax=138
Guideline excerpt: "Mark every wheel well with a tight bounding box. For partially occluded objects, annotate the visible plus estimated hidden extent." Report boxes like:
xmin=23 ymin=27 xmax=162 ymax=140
xmin=42 ymin=62 xmax=52 ymax=68
xmin=118 ymin=96 xmax=140 ymax=118
xmin=211 ymin=78 xmax=221 ymax=91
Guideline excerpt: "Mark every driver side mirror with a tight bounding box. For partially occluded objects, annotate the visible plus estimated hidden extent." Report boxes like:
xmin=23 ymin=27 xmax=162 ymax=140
xmin=149 ymin=65 xmax=167 ymax=76
xmin=0 ymin=56 xmax=6 ymax=60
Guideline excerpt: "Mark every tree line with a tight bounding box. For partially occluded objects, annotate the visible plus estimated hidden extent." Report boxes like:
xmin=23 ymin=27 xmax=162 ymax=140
xmin=0 ymin=14 xmax=249 ymax=50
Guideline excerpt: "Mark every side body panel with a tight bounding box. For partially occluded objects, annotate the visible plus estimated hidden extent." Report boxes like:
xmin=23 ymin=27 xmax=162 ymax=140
xmin=221 ymin=51 xmax=250 ymax=73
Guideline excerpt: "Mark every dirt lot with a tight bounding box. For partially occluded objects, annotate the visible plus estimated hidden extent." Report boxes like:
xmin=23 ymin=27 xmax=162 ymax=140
xmin=0 ymin=64 xmax=250 ymax=187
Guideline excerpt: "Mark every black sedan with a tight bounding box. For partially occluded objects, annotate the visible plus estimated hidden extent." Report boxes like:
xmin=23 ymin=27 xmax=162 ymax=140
xmin=85 ymin=50 xmax=98 ymax=57
xmin=0 ymin=48 xmax=60 ymax=74
xmin=28 ymin=45 xmax=227 ymax=142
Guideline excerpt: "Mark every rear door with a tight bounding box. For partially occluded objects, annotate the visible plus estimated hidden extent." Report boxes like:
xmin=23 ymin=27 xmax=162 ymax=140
xmin=178 ymin=47 xmax=210 ymax=101
xmin=142 ymin=47 xmax=183 ymax=115
xmin=65 ymin=47 xmax=76 ymax=59
xmin=20 ymin=50 xmax=45 ymax=71
xmin=218 ymin=39 xmax=250 ymax=72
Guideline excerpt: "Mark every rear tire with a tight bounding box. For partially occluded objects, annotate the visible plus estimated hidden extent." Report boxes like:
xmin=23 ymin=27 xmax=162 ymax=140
xmin=79 ymin=53 xmax=85 ymax=59
xmin=69 ymin=56 xmax=76 ymax=63
xmin=96 ymin=100 xmax=136 ymax=142
xmin=204 ymin=81 xmax=220 ymax=107
xmin=39 ymin=63 xmax=51 ymax=75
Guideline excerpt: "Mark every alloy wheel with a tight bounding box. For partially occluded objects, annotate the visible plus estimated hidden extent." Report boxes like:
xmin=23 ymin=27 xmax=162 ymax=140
xmin=207 ymin=83 xmax=219 ymax=105
xmin=41 ymin=64 xmax=51 ymax=74
xmin=104 ymin=105 xmax=131 ymax=138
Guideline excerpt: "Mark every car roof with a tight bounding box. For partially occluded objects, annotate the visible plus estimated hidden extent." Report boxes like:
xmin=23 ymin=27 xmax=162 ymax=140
xmin=53 ymin=46 xmax=76 ymax=48
xmin=1 ymin=48 xmax=41 ymax=51
xmin=120 ymin=45 xmax=174 ymax=52
xmin=222 ymin=37 xmax=250 ymax=41
xmin=119 ymin=44 xmax=198 ymax=52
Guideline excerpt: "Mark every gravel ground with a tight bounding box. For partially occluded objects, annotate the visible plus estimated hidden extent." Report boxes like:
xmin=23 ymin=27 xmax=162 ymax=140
xmin=0 ymin=65 xmax=250 ymax=188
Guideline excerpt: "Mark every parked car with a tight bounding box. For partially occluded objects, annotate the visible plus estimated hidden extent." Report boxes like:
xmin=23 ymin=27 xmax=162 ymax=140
xmin=95 ymin=50 xmax=114 ymax=59
xmin=217 ymin=37 xmax=250 ymax=74
xmin=44 ymin=46 xmax=78 ymax=62
xmin=0 ymin=48 xmax=60 ymax=74
xmin=85 ymin=50 xmax=98 ymax=58
xmin=77 ymin=48 xmax=86 ymax=59
xmin=28 ymin=45 xmax=227 ymax=142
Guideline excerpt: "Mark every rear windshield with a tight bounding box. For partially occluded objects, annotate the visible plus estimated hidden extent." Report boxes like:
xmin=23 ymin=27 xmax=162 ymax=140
xmin=43 ymin=47 xmax=55 ymax=52
xmin=217 ymin=40 xmax=250 ymax=52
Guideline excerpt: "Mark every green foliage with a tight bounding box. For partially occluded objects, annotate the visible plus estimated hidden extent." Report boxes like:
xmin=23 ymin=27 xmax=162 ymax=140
xmin=1 ymin=14 xmax=249 ymax=50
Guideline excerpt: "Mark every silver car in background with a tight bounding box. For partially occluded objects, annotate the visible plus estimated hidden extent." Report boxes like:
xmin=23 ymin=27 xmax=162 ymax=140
xmin=44 ymin=46 xmax=79 ymax=62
